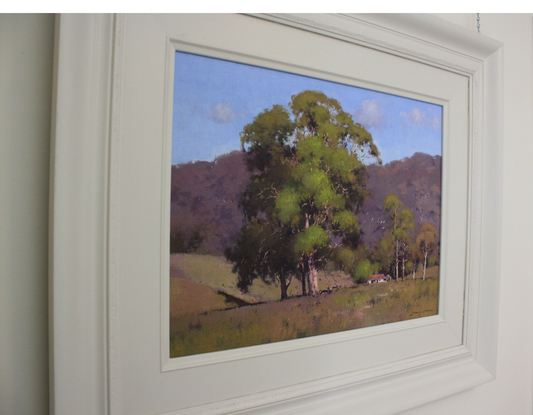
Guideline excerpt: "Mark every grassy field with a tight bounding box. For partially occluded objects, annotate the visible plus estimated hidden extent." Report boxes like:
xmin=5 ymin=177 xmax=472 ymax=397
xmin=170 ymin=254 xmax=439 ymax=358
xmin=170 ymin=253 xmax=356 ymax=315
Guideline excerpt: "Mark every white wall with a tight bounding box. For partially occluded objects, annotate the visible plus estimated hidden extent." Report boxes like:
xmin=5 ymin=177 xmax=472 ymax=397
xmin=1 ymin=13 xmax=532 ymax=415
xmin=0 ymin=14 xmax=54 ymax=415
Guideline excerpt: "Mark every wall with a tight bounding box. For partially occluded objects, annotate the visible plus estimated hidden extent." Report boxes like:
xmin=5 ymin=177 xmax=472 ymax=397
xmin=0 ymin=13 xmax=532 ymax=415
xmin=0 ymin=14 xmax=54 ymax=415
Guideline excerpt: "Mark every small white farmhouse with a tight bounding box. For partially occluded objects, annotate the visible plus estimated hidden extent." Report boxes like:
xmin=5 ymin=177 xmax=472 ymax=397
xmin=367 ymin=274 xmax=392 ymax=284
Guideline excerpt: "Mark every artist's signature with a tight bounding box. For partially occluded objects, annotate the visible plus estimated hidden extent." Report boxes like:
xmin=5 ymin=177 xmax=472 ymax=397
xmin=409 ymin=309 xmax=434 ymax=317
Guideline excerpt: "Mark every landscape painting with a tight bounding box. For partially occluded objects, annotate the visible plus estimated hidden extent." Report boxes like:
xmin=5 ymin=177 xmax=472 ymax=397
xmin=170 ymin=51 xmax=442 ymax=359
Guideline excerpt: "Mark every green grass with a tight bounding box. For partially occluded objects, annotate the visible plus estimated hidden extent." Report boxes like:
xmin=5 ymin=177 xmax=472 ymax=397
xmin=171 ymin=253 xmax=279 ymax=304
xmin=170 ymin=273 xmax=439 ymax=358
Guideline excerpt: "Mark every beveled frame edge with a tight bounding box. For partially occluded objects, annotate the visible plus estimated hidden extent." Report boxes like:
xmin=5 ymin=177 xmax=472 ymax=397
xmin=165 ymin=351 xmax=491 ymax=415
xmin=472 ymin=42 xmax=503 ymax=376
xmin=49 ymin=13 xmax=503 ymax=415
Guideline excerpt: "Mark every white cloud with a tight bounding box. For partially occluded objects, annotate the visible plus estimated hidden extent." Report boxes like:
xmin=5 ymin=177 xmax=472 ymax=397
xmin=407 ymin=108 xmax=426 ymax=125
xmin=209 ymin=102 xmax=237 ymax=124
xmin=428 ymin=114 xmax=441 ymax=131
xmin=400 ymin=107 xmax=428 ymax=129
xmin=353 ymin=100 xmax=384 ymax=128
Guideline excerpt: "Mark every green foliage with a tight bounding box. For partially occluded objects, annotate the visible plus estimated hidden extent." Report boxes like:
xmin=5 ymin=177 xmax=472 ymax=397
xmin=225 ymin=219 xmax=297 ymax=300
xmin=383 ymin=195 xmax=414 ymax=243
xmin=409 ymin=240 xmax=422 ymax=267
xmin=275 ymin=187 xmax=302 ymax=227
xmin=333 ymin=246 xmax=357 ymax=271
xmin=240 ymin=104 xmax=295 ymax=172
xmin=331 ymin=245 xmax=372 ymax=283
xmin=294 ymin=225 xmax=330 ymax=255
xmin=380 ymin=194 xmax=415 ymax=280
xmin=383 ymin=194 xmax=402 ymax=219
xmin=374 ymin=231 xmax=395 ymax=275
xmin=227 ymin=89 xmax=381 ymax=297
xmin=405 ymin=259 xmax=414 ymax=276
xmin=353 ymin=258 xmax=373 ymax=284
xmin=397 ymin=208 xmax=414 ymax=237
xmin=417 ymin=222 xmax=438 ymax=249
xmin=333 ymin=210 xmax=360 ymax=234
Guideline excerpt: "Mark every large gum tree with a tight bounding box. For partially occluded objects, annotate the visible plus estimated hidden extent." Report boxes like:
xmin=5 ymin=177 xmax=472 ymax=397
xmin=227 ymin=90 xmax=380 ymax=298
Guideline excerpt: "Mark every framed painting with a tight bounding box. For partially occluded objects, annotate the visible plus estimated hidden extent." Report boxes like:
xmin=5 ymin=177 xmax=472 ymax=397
xmin=168 ymin=49 xmax=443 ymax=361
xmin=50 ymin=13 xmax=503 ymax=415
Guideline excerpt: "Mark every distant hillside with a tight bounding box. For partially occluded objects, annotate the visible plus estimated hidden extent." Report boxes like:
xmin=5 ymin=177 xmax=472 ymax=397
xmin=170 ymin=151 xmax=248 ymax=254
xmin=170 ymin=151 xmax=441 ymax=254
xmin=358 ymin=153 xmax=441 ymax=247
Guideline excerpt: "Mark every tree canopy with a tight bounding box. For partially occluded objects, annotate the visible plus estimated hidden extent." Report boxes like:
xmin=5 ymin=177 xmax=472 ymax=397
xmin=379 ymin=194 xmax=415 ymax=281
xmin=226 ymin=90 xmax=381 ymax=298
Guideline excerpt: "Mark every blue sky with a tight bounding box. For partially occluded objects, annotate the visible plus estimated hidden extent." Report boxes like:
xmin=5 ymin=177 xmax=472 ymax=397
xmin=173 ymin=51 xmax=442 ymax=166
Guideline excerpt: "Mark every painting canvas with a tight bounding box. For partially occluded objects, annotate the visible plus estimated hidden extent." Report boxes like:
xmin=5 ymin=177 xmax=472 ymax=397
xmin=169 ymin=51 xmax=442 ymax=359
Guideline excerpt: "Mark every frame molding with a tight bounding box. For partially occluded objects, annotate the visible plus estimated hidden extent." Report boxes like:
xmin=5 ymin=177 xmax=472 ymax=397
xmin=49 ymin=13 xmax=114 ymax=415
xmin=50 ymin=13 xmax=503 ymax=415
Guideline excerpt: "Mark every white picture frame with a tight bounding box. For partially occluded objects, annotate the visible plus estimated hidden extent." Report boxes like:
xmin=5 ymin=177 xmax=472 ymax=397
xmin=49 ymin=13 xmax=503 ymax=415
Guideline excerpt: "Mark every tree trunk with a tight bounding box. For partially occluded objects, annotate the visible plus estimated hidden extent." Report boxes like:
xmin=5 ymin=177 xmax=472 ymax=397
xmin=300 ymin=264 xmax=307 ymax=296
xmin=280 ymin=272 xmax=288 ymax=300
xmin=301 ymin=215 xmax=319 ymax=296
xmin=422 ymin=250 xmax=428 ymax=281
xmin=401 ymin=253 xmax=406 ymax=281
xmin=308 ymin=257 xmax=319 ymax=296
xmin=395 ymin=240 xmax=399 ymax=282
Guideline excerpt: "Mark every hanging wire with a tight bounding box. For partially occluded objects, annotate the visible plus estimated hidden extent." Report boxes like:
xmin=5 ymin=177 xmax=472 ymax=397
xmin=476 ymin=13 xmax=481 ymax=34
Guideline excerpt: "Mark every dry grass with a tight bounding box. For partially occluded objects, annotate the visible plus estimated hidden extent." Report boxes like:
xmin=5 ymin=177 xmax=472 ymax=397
xmin=170 ymin=278 xmax=228 ymax=318
xmin=170 ymin=272 xmax=439 ymax=358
